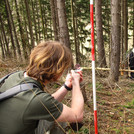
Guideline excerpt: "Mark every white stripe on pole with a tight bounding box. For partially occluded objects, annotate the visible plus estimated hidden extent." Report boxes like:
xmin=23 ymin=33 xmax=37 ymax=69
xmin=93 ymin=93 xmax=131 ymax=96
xmin=92 ymin=61 xmax=97 ymax=110
xmin=90 ymin=0 xmax=93 ymax=4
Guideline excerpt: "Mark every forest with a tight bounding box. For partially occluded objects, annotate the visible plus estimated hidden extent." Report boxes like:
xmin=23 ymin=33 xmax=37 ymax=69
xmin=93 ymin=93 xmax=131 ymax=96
xmin=0 ymin=0 xmax=134 ymax=134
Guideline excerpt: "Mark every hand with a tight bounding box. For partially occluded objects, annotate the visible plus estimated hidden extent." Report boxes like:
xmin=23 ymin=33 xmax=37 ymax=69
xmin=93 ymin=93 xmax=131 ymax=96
xmin=78 ymin=71 xmax=83 ymax=83
xmin=71 ymin=70 xmax=83 ymax=83
xmin=65 ymin=73 xmax=72 ymax=88
xmin=65 ymin=69 xmax=83 ymax=88
xmin=74 ymin=67 xmax=83 ymax=82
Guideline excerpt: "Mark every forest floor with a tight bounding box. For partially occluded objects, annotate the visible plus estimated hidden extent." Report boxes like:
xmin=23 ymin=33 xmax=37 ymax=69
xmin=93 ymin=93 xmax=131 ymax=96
xmin=0 ymin=59 xmax=134 ymax=134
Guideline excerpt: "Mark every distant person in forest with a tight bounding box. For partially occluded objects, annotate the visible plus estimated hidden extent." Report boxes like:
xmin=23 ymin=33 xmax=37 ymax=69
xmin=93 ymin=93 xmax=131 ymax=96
xmin=0 ymin=41 xmax=84 ymax=134
xmin=128 ymin=48 xmax=134 ymax=79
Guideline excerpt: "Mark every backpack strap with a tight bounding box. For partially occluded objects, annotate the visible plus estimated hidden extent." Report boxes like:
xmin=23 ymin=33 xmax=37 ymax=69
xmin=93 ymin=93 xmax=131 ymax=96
xmin=0 ymin=83 xmax=39 ymax=101
xmin=0 ymin=71 xmax=18 ymax=86
xmin=0 ymin=73 xmax=13 ymax=84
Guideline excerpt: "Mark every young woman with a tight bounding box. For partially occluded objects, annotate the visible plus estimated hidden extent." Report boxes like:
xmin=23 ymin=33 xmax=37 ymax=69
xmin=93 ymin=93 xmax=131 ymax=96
xmin=0 ymin=41 xmax=84 ymax=134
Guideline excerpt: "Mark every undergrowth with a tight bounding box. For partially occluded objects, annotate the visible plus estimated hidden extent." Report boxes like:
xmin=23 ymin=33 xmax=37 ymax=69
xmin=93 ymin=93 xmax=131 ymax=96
xmin=0 ymin=59 xmax=134 ymax=134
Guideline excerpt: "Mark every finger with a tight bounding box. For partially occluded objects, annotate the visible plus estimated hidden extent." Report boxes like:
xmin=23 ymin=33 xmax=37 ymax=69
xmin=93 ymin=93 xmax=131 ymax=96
xmin=77 ymin=71 xmax=82 ymax=75
xmin=80 ymin=77 xmax=83 ymax=82
xmin=77 ymin=72 xmax=82 ymax=78
xmin=66 ymin=73 xmax=71 ymax=78
xmin=71 ymin=70 xmax=75 ymax=74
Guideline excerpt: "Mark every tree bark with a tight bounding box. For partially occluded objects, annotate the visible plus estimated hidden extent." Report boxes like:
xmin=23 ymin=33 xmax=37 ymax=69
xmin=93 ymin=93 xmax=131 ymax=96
xmin=57 ymin=0 xmax=70 ymax=48
xmin=21 ymin=0 xmax=31 ymax=55
xmin=36 ymin=3 xmax=41 ymax=41
xmin=0 ymin=35 xmax=5 ymax=59
xmin=54 ymin=0 xmax=60 ymax=40
xmin=31 ymin=0 xmax=38 ymax=43
xmin=109 ymin=0 xmax=121 ymax=82
xmin=123 ymin=0 xmax=128 ymax=53
xmin=123 ymin=0 xmax=128 ymax=69
xmin=95 ymin=0 xmax=107 ymax=67
xmin=38 ymin=0 xmax=46 ymax=39
xmin=24 ymin=0 xmax=35 ymax=50
xmin=50 ymin=0 xmax=58 ymax=40
xmin=15 ymin=0 xmax=28 ymax=60
xmin=121 ymin=0 xmax=124 ymax=63
xmin=1 ymin=33 xmax=7 ymax=55
xmin=75 ymin=17 xmax=81 ymax=64
xmin=71 ymin=0 xmax=79 ymax=63
xmin=5 ymin=0 xmax=16 ymax=58
xmin=0 ymin=12 xmax=10 ymax=57
xmin=42 ymin=4 xmax=48 ymax=39
xmin=6 ymin=0 xmax=22 ymax=59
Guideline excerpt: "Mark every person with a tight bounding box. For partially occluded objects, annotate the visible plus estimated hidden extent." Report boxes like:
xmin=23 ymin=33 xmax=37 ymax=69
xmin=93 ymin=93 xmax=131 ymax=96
xmin=128 ymin=48 xmax=134 ymax=79
xmin=0 ymin=41 xmax=84 ymax=134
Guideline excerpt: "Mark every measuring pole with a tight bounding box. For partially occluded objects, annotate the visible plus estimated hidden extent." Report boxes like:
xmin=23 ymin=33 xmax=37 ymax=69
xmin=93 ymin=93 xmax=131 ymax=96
xmin=90 ymin=0 xmax=98 ymax=133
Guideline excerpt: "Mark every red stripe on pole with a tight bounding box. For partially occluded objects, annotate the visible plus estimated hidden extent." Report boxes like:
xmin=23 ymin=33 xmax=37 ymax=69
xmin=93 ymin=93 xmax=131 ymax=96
xmin=94 ymin=110 xmax=98 ymax=134
xmin=90 ymin=1 xmax=98 ymax=134
xmin=90 ymin=4 xmax=95 ymax=61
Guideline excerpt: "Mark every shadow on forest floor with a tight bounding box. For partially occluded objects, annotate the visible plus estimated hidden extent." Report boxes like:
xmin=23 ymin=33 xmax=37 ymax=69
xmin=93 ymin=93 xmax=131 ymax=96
xmin=0 ymin=59 xmax=134 ymax=134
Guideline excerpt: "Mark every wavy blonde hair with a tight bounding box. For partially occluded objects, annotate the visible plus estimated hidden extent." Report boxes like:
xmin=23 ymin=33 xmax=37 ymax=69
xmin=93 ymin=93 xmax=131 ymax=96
xmin=26 ymin=41 xmax=72 ymax=83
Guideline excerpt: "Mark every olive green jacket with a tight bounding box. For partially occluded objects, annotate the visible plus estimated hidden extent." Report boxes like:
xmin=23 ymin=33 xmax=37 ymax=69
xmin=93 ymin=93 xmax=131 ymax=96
xmin=0 ymin=71 xmax=63 ymax=134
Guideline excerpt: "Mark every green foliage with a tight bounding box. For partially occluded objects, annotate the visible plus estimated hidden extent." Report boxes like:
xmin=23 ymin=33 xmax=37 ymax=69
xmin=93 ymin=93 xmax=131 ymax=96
xmin=0 ymin=0 xmax=133 ymax=62
xmin=96 ymin=83 xmax=103 ymax=91
xmin=68 ymin=127 xmax=89 ymax=134
xmin=102 ymin=0 xmax=111 ymax=46
xmin=128 ymin=1 xmax=134 ymax=31
xmin=123 ymin=99 xmax=134 ymax=109
xmin=0 ymin=0 xmax=8 ymax=31
xmin=66 ymin=0 xmax=90 ymax=53
xmin=111 ymin=128 xmax=122 ymax=134
xmin=0 ymin=0 xmax=6 ymax=18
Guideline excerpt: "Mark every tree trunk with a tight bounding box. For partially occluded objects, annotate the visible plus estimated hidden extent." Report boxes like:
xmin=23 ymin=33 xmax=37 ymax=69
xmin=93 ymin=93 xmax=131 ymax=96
xmin=1 ymin=33 xmax=7 ymax=57
xmin=75 ymin=17 xmax=81 ymax=64
xmin=0 ymin=35 xmax=5 ymax=59
xmin=56 ymin=0 xmax=70 ymax=48
xmin=49 ymin=19 xmax=53 ymax=39
xmin=42 ymin=4 xmax=48 ymax=39
xmin=109 ymin=0 xmax=121 ymax=82
xmin=0 ymin=12 xmax=10 ymax=57
xmin=5 ymin=0 xmax=16 ymax=58
xmin=36 ymin=3 xmax=41 ymax=40
xmin=31 ymin=0 xmax=38 ymax=43
xmin=6 ymin=0 xmax=22 ymax=59
xmin=71 ymin=0 xmax=80 ymax=64
xmin=121 ymin=0 xmax=124 ymax=63
xmin=95 ymin=0 xmax=107 ymax=67
xmin=123 ymin=0 xmax=128 ymax=69
xmin=21 ymin=0 xmax=30 ymax=55
xmin=54 ymin=0 xmax=60 ymax=40
xmin=38 ymin=0 xmax=46 ymax=39
xmin=50 ymin=0 xmax=58 ymax=40
xmin=15 ymin=0 xmax=28 ymax=60
xmin=24 ymin=0 xmax=35 ymax=50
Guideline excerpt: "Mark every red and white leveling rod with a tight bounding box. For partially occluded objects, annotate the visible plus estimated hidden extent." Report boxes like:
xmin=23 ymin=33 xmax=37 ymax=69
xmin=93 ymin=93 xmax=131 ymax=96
xmin=90 ymin=0 xmax=98 ymax=134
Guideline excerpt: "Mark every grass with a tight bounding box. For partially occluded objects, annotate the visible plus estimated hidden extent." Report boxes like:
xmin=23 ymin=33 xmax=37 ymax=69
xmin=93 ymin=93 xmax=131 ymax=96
xmin=123 ymin=99 xmax=134 ymax=109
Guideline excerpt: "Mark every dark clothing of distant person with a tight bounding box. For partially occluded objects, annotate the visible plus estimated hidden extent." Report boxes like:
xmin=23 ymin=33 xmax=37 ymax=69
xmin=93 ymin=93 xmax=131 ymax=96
xmin=129 ymin=49 xmax=134 ymax=78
